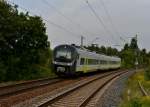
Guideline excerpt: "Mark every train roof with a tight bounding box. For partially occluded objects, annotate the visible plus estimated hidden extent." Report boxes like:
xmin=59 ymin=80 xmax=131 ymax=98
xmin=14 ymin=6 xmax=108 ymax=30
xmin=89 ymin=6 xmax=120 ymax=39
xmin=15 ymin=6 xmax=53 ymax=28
xmin=54 ymin=44 xmax=121 ymax=61
xmin=72 ymin=44 xmax=121 ymax=61
xmin=76 ymin=48 xmax=120 ymax=61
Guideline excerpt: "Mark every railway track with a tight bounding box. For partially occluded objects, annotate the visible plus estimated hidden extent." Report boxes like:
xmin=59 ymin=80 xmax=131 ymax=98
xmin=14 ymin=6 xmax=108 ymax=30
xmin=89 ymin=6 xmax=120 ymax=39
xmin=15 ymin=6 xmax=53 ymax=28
xmin=39 ymin=71 xmax=127 ymax=107
xmin=13 ymin=70 xmax=129 ymax=107
xmin=0 ymin=69 xmax=129 ymax=107
xmin=0 ymin=77 xmax=62 ymax=98
xmin=0 ymin=74 xmax=92 ymax=106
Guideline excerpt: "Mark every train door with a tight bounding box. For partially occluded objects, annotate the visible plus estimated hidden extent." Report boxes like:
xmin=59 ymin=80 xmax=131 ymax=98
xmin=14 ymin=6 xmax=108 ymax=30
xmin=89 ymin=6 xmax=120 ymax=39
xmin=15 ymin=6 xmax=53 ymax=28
xmin=81 ymin=57 xmax=86 ymax=73
xmin=76 ymin=57 xmax=86 ymax=73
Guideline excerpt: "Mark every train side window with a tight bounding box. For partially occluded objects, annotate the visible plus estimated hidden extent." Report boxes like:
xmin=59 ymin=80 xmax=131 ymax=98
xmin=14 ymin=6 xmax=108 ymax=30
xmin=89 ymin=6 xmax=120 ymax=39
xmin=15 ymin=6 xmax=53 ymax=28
xmin=80 ymin=58 xmax=85 ymax=65
xmin=86 ymin=59 xmax=88 ymax=65
xmin=100 ymin=60 xmax=107 ymax=64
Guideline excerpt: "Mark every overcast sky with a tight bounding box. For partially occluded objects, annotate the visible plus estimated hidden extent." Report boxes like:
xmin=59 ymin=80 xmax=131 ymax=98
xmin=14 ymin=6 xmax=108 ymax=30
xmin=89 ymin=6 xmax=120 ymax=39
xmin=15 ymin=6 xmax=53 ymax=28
xmin=10 ymin=0 xmax=150 ymax=51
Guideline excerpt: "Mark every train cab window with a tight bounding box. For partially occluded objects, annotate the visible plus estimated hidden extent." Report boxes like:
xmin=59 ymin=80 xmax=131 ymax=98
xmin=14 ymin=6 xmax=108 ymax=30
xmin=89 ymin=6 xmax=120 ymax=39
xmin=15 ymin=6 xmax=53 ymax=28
xmin=80 ymin=58 xmax=85 ymax=65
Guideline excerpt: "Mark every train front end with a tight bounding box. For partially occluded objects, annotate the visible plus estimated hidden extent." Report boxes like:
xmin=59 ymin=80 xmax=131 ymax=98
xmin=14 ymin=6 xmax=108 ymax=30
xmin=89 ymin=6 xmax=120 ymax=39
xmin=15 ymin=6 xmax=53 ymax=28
xmin=52 ymin=45 xmax=78 ymax=76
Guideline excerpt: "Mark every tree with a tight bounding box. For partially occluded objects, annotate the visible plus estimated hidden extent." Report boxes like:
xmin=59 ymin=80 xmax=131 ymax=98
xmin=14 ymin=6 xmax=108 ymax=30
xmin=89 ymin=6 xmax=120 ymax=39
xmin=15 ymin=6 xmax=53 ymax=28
xmin=121 ymin=50 xmax=135 ymax=68
xmin=130 ymin=37 xmax=138 ymax=50
xmin=100 ymin=46 xmax=106 ymax=54
xmin=0 ymin=1 xmax=51 ymax=81
xmin=123 ymin=43 xmax=129 ymax=50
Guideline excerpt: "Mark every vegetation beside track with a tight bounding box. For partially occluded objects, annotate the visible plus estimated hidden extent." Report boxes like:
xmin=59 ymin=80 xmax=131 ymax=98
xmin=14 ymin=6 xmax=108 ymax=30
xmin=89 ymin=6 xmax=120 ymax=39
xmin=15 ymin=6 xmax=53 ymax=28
xmin=119 ymin=69 xmax=150 ymax=107
xmin=0 ymin=0 xmax=55 ymax=82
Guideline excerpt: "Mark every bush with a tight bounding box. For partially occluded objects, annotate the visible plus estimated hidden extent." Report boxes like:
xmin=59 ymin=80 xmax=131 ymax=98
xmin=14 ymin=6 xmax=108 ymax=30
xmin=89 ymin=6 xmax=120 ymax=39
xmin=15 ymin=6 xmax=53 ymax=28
xmin=0 ymin=62 xmax=7 ymax=81
xmin=145 ymin=67 xmax=150 ymax=80
xmin=130 ymin=98 xmax=142 ymax=107
xmin=0 ymin=1 xmax=53 ymax=81
xmin=121 ymin=97 xmax=150 ymax=107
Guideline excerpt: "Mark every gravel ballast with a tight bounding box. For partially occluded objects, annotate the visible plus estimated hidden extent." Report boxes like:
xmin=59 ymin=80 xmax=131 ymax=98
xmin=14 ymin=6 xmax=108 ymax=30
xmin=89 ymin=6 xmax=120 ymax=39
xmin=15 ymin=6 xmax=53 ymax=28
xmin=97 ymin=70 xmax=135 ymax=107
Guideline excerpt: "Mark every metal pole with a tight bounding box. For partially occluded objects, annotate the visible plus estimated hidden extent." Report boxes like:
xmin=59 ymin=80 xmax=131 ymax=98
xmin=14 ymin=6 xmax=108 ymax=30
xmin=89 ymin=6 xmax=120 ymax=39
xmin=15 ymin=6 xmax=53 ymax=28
xmin=135 ymin=34 xmax=138 ymax=72
xmin=81 ymin=36 xmax=84 ymax=47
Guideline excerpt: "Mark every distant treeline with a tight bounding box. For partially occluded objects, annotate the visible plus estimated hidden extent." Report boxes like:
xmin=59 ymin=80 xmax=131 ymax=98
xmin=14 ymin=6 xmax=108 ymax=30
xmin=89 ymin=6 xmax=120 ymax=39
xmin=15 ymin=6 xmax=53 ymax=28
xmin=85 ymin=37 xmax=150 ymax=68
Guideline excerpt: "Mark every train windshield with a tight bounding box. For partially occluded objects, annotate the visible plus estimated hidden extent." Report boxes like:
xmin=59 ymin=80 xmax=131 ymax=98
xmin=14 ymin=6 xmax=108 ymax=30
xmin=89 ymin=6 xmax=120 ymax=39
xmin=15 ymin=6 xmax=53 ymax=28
xmin=54 ymin=45 xmax=77 ymax=62
xmin=56 ymin=49 xmax=71 ymax=59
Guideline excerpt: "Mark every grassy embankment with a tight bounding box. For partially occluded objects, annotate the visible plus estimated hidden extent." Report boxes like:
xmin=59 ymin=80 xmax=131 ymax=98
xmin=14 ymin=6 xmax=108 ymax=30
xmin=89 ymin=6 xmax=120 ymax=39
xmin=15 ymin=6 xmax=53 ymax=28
xmin=0 ymin=64 xmax=56 ymax=84
xmin=120 ymin=69 xmax=150 ymax=107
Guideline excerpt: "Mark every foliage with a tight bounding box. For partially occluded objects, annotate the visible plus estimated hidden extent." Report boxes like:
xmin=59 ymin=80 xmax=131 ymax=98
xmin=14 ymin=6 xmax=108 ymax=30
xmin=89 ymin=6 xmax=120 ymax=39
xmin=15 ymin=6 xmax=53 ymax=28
xmin=0 ymin=1 xmax=52 ymax=81
xmin=121 ymin=97 xmax=150 ymax=107
xmin=120 ymin=37 xmax=138 ymax=68
xmin=120 ymin=70 xmax=150 ymax=107
xmin=120 ymin=49 xmax=135 ymax=68
xmin=85 ymin=45 xmax=119 ymax=56
xmin=145 ymin=67 xmax=150 ymax=80
xmin=130 ymin=37 xmax=138 ymax=50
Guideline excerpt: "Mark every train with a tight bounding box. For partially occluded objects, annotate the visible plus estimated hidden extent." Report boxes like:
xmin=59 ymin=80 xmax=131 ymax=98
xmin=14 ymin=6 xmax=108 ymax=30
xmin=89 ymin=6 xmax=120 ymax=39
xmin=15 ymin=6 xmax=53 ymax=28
xmin=52 ymin=44 xmax=121 ymax=76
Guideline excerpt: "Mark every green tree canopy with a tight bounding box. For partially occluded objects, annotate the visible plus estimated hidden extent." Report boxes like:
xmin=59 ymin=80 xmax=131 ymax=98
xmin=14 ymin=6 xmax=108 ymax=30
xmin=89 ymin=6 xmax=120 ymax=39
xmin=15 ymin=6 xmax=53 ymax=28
xmin=85 ymin=45 xmax=119 ymax=56
xmin=0 ymin=1 xmax=51 ymax=81
xmin=130 ymin=37 xmax=138 ymax=50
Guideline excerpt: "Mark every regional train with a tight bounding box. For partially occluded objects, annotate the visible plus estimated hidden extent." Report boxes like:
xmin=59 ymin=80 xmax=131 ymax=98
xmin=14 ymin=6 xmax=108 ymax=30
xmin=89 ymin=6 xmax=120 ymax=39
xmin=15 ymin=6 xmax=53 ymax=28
xmin=52 ymin=44 xmax=121 ymax=76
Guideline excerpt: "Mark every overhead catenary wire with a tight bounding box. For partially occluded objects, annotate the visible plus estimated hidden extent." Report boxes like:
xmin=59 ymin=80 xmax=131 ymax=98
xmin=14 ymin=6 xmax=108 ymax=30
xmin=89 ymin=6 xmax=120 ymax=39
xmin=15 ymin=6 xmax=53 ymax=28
xmin=9 ymin=0 xmax=110 ymax=46
xmin=42 ymin=0 xmax=98 ymax=37
xmin=6 ymin=0 xmax=82 ymax=39
xmin=86 ymin=0 xmax=116 ymax=41
xmin=42 ymin=0 xmax=74 ymax=25
xmin=6 ymin=0 xmax=124 ymax=47
xmin=42 ymin=0 xmax=83 ymax=37
xmin=98 ymin=0 xmax=126 ymax=43
xmin=84 ymin=1 xmax=110 ymax=46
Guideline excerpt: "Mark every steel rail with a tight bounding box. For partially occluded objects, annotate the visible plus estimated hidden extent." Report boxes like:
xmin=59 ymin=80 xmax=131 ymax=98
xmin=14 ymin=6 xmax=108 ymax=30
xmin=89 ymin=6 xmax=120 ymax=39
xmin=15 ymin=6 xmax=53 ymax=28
xmin=39 ymin=70 xmax=128 ymax=107
xmin=78 ymin=71 xmax=126 ymax=107
xmin=0 ymin=78 xmax=62 ymax=98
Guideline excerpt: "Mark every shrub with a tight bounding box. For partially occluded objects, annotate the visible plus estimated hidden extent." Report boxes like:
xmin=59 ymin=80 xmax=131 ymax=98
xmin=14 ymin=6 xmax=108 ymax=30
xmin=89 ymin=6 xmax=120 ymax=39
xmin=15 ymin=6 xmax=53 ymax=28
xmin=145 ymin=67 xmax=150 ymax=80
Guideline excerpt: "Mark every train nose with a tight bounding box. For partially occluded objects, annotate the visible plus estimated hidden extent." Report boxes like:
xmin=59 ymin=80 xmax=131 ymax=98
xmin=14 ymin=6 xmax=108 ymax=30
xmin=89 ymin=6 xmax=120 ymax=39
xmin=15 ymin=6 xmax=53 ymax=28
xmin=57 ymin=67 xmax=66 ymax=72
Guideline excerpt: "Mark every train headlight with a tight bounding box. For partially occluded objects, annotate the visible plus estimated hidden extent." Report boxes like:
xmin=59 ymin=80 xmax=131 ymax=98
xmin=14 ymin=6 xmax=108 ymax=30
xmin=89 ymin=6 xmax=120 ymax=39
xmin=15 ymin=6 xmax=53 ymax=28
xmin=67 ymin=63 xmax=72 ymax=66
xmin=52 ymin=61 xmax=57 ymax=64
